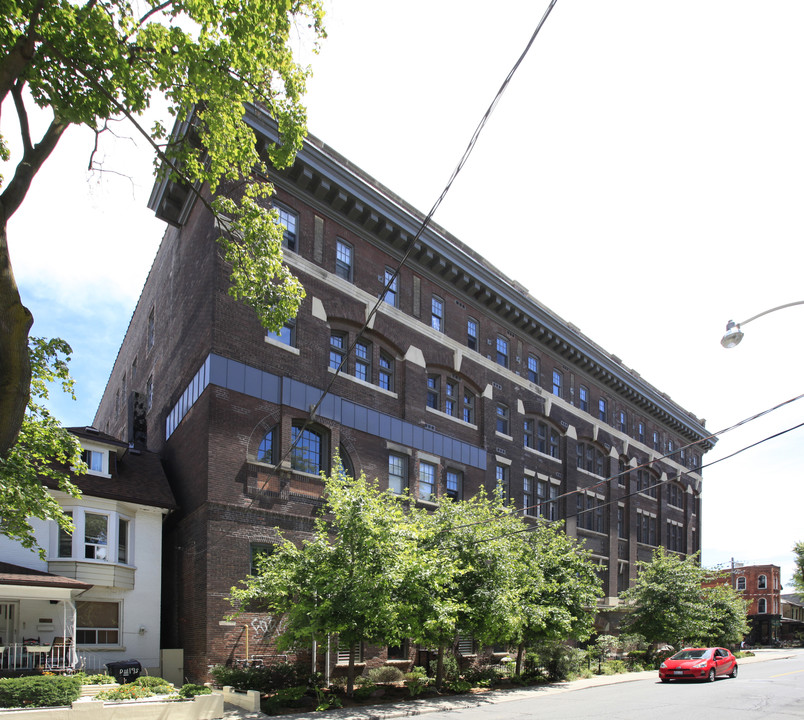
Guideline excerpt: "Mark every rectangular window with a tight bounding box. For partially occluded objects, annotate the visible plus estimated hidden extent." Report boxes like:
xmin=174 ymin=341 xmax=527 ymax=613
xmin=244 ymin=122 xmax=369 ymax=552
xmin=496 ymin=336 xmax=508 ymax=368
xmin=83 ymin=450 xmax=104 ymax=473
xmin=537 ymin=480 xmax=558 ymax=521
xmin=445 ymin=381 xmax=457 ymax=417
xmin=467 ymin=318 xmax=478 ymax=350
xmin=652 ymin=431 xmax=660 ymax=451
xmin=524 ymin=419 xmax=534 ymax=449
xmin=387 ymin=640 xmax=409 ymax=661
xmin=523 ymin=477 xmax=534 ymax=516
xmin=147 ymin=308 xmax=155 ymax=350
xmin=527 ymin=355 xmax=539 ymax=384
xmin=355 ymin=341 xmax=371 ymax=382
xmin=667 ymin=522 xmax=684 ymax=552
xmin=388 ymin=454 xmax=407 ymax=494
xmin=617 ymin=507 xmax=627 ymax=539
xmin=598 ymin=399 xmax=607 ymax=423
xmin=291 ymin=425 xmax=323 ymax=474
xmin=446 ymin=470 xmax=462 ymax=501
xmin=618 ymin=411 xmax=627 ymax=433
xmin=636 ymin=513 xmax=657 ymax=545
xmin=495 ymin=403 xmax=509 ymax=435
xmin=495 ymin=464 xmax=509 ymax=497
xmin=537 ymin=422 xmax=560 ymax=458
xmin=462 ymin=390 xmax=475 ymax=424
xmin=58 ymin=511 xmax=73 ymax=558
xmin=275 ymin=203 xmax=298 ymax=251
xmin=383 ymin=268 xmax=398 ymax=307
xmin=267 ymin=320 xmax=296 ymax=347
xmin=431 ymin=296 xmax=444 ymax=332
xmin=330 ymin=332 xmax=346 ymax=370
xmin=579 ymin=385 xmax=589 ymax=412
xmin=117 ymin=518 xmax=129 ymax=564
xmin=335 ymin=239 xmax=353 ymax=280
xmin=337 ymin=641 xmax=364 ymax=664
xmin=577 ymin=494 xmax=605 ymax=533
xmin=637 ymin=421 xmax=645 ymax=443
xmin=84 ymin=513 xmax=108 ymax=560
xmin=250 ymin=543 xmax=274 ymax=575
xmin=667 ymin=484 xmax=683 ymax=508
xmin=76 ymin=601 xmax=119 ymax=645
xmin=552 ymin=370 xmax=563 ymax=398
xmin=419 ymin=461 xmax=436 ymax=500
xmin=379 ymin=353 xmax=393 ymax=391
xmin=426 ymin=375 xmax=440 ymax=409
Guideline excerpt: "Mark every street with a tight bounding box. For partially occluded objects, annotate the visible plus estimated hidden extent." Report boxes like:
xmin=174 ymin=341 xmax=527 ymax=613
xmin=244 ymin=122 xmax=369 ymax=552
xmin=415 ymin=651 xmax=804 ymax=720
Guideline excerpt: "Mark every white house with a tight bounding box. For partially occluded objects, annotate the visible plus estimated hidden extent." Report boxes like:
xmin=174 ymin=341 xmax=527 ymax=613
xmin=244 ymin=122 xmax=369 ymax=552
xmin=0 ymin=427 xmax=175 ymax=676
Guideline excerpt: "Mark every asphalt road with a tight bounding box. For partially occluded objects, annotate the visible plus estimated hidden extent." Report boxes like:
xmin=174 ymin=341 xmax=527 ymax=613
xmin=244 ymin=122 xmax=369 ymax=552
xmin=411 ymin=650 xmax=804 ymax=720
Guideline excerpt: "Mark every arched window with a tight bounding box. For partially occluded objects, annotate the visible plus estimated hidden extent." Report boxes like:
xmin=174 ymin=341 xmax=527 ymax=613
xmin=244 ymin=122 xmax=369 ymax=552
xmin=618 ymin=456 xmax=629 ymax=487
xmin=291 ymin=424 xmax=327 ymax=475
xmin=576 ymin=442 xmax=605 ymax=476
xmin=758 ymin=598 xmax=767 ymax=614
xmin=736 ymin=576 xmax=746 ymax=591
xmin=257 ymin=428 xmax=276 ymax=464
xmin=758 ymin=574 xmax=767 ymax=589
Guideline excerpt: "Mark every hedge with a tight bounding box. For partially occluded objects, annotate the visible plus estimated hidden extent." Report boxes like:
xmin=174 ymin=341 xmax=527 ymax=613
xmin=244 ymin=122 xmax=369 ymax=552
xmin=0 ymin=675 xmax=82 ymax=708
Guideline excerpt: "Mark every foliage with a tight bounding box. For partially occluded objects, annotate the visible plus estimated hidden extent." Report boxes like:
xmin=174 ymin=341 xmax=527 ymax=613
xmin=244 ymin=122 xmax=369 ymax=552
xmin=75 ymin=672 xmax=116 ymax=685
xmin=530 ymin=641 xmax=586 ymax=682
xmin=403 ymin=671 xmax=431 ymax=698
xmin=312 ymin=686 xmax=342 ymax=712
xmin=131 ymin=675 xmax=174 ymax=690
xmin=178 ymin=683 xmax=211 ymax=699
xmin=620 ymin=548 xmax=748 ymax=648
xmin=95 ymin=684 xmax=156 ymax=701
xmin=793 ymin=541 xmax=804 ymax=592
xmin=366 ymin=665 xmax=405 ymax=684
xmin=209 ymin=661 xmax=309 ymax=694
xmin=0 ymin=0 xmax=326 ymax=459
xmin=0 ymin=337 xmax=84 ymax=557
xmin=352 ymin=682 xmax=377 ymax=702
xmin=445 ymin=678 xmax=472 ymax=693
xmin=0 ymin=675 xmax=81 ymax=707
xmin=594 ymin=635 xmax=619 ymax=658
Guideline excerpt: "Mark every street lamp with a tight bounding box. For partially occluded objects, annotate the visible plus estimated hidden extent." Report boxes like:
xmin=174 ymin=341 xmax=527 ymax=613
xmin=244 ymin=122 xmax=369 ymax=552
xmin=721 ymin=301 xmax=804 ymax=348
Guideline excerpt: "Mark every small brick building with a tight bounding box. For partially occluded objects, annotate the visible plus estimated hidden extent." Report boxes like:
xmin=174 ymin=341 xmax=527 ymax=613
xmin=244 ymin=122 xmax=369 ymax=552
xmin=93 ymin=107 xmax=713 ymax=680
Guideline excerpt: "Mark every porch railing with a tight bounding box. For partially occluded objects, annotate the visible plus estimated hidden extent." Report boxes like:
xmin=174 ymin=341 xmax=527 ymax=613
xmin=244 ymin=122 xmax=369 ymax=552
xmin=1 ymin=642 xmax=75 ymax=673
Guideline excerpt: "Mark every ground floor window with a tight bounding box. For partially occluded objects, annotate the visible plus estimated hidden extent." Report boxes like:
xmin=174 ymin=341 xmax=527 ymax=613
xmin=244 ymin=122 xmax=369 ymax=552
xmin=76 ymin=601 xmax=119 ymax=645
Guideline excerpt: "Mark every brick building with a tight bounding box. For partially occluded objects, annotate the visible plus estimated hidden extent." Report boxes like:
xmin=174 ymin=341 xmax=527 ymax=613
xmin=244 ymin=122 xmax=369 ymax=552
xmin=93 ymin=106 xmax=713 ymax=680
xmin=722 ymin=563 xmax=783 ymax=645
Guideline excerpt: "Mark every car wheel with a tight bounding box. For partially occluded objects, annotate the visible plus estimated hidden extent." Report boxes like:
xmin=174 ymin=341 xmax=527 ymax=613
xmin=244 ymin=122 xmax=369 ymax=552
xmin=730 ymin=665 xmax=738 ymax=679
xmin=707 ymin=668 xmax=716 ymax=682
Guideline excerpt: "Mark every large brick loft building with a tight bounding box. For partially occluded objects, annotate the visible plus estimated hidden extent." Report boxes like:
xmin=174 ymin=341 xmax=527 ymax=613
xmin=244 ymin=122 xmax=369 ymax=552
xmin=93 ymin=106 xmax=713 ymax=680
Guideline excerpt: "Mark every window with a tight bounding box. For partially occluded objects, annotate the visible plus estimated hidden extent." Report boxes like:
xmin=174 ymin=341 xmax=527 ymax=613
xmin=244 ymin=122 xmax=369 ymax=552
xmin=462 ymin=389 xmax=475 ymax=424
xmin=636 ymin=512 xmax=657 ymax=545
xmin=496 ymin=336 xmax=508 ymax=368
xmin=527 ymin=355 xmax=539 ymax=384
xmin=383 ymin=268 xmax=398 ymax=307
xmin=618 ymin=458 xmax=629 ymax=487
xmin=147 ymin=307 xmax=155 ymax=349
xmin=617 ymin=506 xmax=627 ymax=539
xmin=387 ymin=640 xmax=409 ymax=661
xmin=637 ymin=421 xmax=645 ymax=443
xmin=76 ymin=601 xmax=119 ymax=645
xmin=523 ymin=477 xmax=534 ymax=516
xmin=579 ymin=385 xmax=589 ymax=412
xmin=419 ymin=461 xmax=436 ymax=500
xmin=426 ymin=375 xmax=440 ymax=409
xmin=146 ymin=375 xmax=153 ymax=411
xmin=495 ymin=464 xmax=509 ymax=497
xmin=652 ymin=431 xmax=660 ymax=451
xmin=84 ymin=513 xmax=108 ymax=560
xmin=736 ymin=576 xmax=746 ymax=591
xmin=355 ymin=340 xmax=371 ymax=382
xmin=83 ymin=450 xmax=104 ymax=474
xmin=577 ymin=494 xmax=605 ymax=533
xmin=618 ymin=411 xmax=627 ymax=433
xmin=537 ymin=480 xmax=558 ymax=521
xmin=275 ymin=202 xmax=298 ymax=251
xmin=379 ymin=353 xmax=394 ymax=391
xmin=467 ymin=318 xmax=478 ymax=350
xmin=329 ymin=332 xmax=346 ymax=370
xmin=636 ymin=468 xmax=657 ymax=498
xmin=118 ymin=518 xmax=129 ymax=564
xmin=537 ymin=422 xmax=561 ymax=459
xmin=431 ymin=296 xmax=444 ymax=332
xmin=758 ymin=598 xmax=767 ymax=614
xmin=446 ymin=470 xmax=462 ymax=501
xmin=758 ymin=575 xmax=767 ymax=590
xmin=667 ymin=522 xmax=684 ymax=552
xmin=267 ymin=320 xmax=296 ymax=347
xmin=58 ymin=511 xmax=73 ymax=558
xmin=667 ymin=484 xmax=683 ymax=508
xmin=576 ymin=442 xmax=605 ymax=476
xmin=291 ymin=425 xmax=324 ymax=474
xmin=445 ymin=380 xmax=458 ymax=417
xmin=257 ymin=429 xmax=275 ymax=464
xmin=335 ymin=239 xmax=353 ymax=280
xmin=388 ymin=454 xmax=407 ymax=494
xmin=250 ymin=543 xmax=274 ymax=575
xmin=552 ymin=370 xmax=563 ymax=398
xmin=495 ymin=403 xmax=509 ymax=435
xmin=524 ymin=419 xmax=534 ymax=449
xmin=337 ymin=640 xmax=364 ymax=664
xmin=131 ymin=356 xmax=137 ymax=382
xmin=598 ymin=398 xmax=607 ymax=423
xmin=667 ymin=439 xmax=675 ymax=454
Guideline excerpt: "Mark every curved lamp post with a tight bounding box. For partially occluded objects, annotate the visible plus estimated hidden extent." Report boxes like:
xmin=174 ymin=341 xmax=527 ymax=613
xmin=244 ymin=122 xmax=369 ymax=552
xmin=721 ymin=301 xmax=804 ymax=348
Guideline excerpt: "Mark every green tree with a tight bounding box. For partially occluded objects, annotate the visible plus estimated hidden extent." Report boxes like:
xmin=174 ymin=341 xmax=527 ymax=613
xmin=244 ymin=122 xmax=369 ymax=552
xmin=0 ymin=337 xmax=84 ymax=556
xmin=230 ymin=463 xmax=412 ymax=697
xmin=700 ymin=581 xmax=750 ymax=647
xmin=0 ymin=0 xmax=325 ymax=457
xmin=793 ymin=541 xmax=804 ymax=593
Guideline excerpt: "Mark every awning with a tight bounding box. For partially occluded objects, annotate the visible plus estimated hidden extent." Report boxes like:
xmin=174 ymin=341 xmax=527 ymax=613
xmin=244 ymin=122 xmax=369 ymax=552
xmin=0 ymin=562 xmax=91 ymax=600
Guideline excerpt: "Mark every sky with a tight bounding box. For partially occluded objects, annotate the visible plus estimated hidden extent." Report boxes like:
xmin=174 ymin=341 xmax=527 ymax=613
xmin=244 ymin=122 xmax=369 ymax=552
xmin=4 ymin=0 xmax=804 ymax=585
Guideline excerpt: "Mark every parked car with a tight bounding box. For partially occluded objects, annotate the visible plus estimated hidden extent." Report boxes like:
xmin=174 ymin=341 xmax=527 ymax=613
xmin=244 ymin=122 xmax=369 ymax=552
xmin=659 ymin=647 xmax=738 ymax=683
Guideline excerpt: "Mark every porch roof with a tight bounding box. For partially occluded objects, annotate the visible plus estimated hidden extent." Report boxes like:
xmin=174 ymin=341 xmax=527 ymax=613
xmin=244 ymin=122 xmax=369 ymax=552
xmin=0 ymin=562 xmax=91 ymax=600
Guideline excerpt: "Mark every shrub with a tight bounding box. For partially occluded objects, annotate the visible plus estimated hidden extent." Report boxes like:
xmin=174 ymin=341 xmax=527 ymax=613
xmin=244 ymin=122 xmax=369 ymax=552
xmin=532 ymin=642 xmax=586 ymax=682
xmin=132 ymin=675 xmax=174 ymax=692
xmin=75 ymin=672 xmax=116 ymax=685
xmin=209 ymin=661 xmax=308 ymax=694
xmin=446 ymin=678 xmax=472 ymax=694
xmin=95 ymin=684 xmax=156 ymax=701
xmin=179 ymin=683 xmax=212 ymax=698
xmin=260 ymin=685 xmax=310 ymax=716
xmin=313 ymin=687 xmax=343 ymax=712
xmin=367 ymin=665 xmax=405 ymax=683
xmin=602 ymin=660 xmax=628 ymax=675
xmin=463 ymin=663 xmax=501 ymax=686
xmin=353 ymin=682 xmax=377 ymax=701
xmin=0 ymin=675 xmax=81 ymax=708
xmin=403 ymin=668 xmax=430 ymax=698
xmin=429 ymin=652 xmax=460 ymax=681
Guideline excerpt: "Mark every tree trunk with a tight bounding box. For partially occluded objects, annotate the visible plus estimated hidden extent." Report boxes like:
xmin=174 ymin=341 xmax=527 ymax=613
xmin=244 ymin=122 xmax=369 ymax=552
xmin=516 ymin=642 xmax=525 ymax=677
xmin=0 ymin=221 xmax=32 ymax=457
xmin=435 ymin=644 xmax=445 ymax=691
xmin=346 ymin=642 xmax=355 ymax=697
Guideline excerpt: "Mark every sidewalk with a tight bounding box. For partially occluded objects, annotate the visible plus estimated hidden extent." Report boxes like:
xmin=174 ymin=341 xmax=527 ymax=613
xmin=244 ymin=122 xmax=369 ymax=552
xmin=220 ymin=649 xmax=799 ymax=720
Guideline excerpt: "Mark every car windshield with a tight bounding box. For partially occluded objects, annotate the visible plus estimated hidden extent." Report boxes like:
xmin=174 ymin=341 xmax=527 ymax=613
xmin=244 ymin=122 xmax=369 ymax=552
xmin=672 ymin=649 xmax=711 ymax=660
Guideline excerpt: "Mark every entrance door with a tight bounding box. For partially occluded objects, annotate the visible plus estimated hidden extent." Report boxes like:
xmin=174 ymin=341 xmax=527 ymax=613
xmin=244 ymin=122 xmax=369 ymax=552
xmin=0 ymin=602 xmax=18 ymax=645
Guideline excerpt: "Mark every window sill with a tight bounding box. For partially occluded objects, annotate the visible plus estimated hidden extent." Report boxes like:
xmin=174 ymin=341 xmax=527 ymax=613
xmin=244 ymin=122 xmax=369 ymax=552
xmin=327 ymin=366 xmax=398 ymax=398
xmin=576 ymin=467 xmax=606 ymax=479
xmin=425 ymin=406 xmax=476 ymax=429
xmin=494 ymin=431 xmax=513 ymax=442
xmin=264 ymin=336 xmax=300 ymax=355
xmin=524 ymin=446 xmax=561 ymax=463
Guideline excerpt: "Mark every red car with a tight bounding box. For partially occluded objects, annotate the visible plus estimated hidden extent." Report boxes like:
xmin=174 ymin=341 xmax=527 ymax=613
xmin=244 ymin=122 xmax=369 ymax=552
xmin=659 ymin=647 xmax=738 ymax=682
